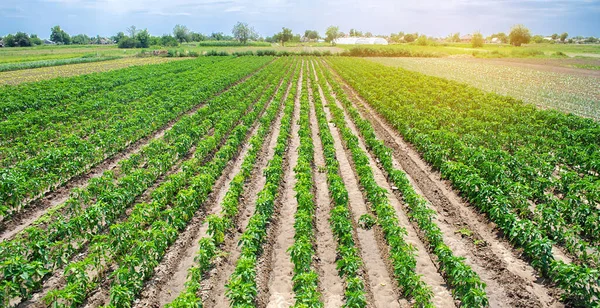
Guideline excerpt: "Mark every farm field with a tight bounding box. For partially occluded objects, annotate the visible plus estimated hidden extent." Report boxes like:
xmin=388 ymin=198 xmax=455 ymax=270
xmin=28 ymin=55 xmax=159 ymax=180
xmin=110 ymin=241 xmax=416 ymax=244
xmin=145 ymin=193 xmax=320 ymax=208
xmin=369 ymin=57 xmax=600 ymax=120
xmin=0 ymin=57 xmax=185 ymax=85
xmin=0 ymin=55 xmax=599 ymax=308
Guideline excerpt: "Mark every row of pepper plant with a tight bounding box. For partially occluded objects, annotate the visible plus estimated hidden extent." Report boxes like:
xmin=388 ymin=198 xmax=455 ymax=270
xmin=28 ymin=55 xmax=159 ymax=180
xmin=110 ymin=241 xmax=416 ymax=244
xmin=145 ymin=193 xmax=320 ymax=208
xmin=0 ymin=57 xmax=271 ymax=219
xmin=316 ymin=60 xmax=489 ymax=307
xmin=41 ymin=58 xmax=289 ymax=307
xmin=165 ymin=58 xmax=299 ymax=308
xmin=314 ymin=60 xmax=436 ymax=307
xmin=223 ymin=59 xmax=300 ymax=307
xmin=307 ymin=60 xmax=368 ymax=308
xmin=326 ymin=57 xmax=599 ymax=306
xmin=288 ymin=61 xmax=322 ymax=307
xmin=0 ymin=58 xmax=278 ymax=305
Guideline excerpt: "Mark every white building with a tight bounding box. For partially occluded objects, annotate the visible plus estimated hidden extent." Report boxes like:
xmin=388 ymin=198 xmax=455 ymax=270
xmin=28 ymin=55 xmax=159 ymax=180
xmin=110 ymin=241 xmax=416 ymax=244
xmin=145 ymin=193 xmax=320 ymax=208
xmin=334 ymin=37 xmax=388 ymax=45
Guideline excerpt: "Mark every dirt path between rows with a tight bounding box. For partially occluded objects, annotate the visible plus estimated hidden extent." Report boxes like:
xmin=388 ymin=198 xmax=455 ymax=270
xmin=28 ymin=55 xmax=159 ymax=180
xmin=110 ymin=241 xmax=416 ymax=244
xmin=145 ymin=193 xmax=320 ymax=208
xmin=132 ymin=69 xmax=292 ymax=308
xmin=325 ymin=81 xmax=456 ymax=307
xmin=315 ymin=67 xmax=404 ymax=308
xmin=325 ymin=61 xmax=562 ymax=307
xmin=1 ymin=61 xmax=273 ymax=241
xmin=307 ymin=72 xmax=345 ymax=307
xmin=201 ymin=69 xmax=295 ymax=308
xmin=258 ymin=62 xmax=303 ymax=308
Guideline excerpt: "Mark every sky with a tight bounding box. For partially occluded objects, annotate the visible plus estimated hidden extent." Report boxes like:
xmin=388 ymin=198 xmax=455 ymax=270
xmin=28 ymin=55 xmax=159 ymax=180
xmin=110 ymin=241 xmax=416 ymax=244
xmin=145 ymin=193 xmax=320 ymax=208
xmin=1 ymin=0 xmax=599 ymax=39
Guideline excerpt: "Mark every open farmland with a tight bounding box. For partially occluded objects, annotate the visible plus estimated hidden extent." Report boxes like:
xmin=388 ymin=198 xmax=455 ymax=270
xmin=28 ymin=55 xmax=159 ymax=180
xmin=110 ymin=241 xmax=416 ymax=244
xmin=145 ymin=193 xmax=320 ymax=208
xmin=368 ymin=57 xmax=600 ymax=120
xmin=0 ymin=55 xmax=599 ymax=308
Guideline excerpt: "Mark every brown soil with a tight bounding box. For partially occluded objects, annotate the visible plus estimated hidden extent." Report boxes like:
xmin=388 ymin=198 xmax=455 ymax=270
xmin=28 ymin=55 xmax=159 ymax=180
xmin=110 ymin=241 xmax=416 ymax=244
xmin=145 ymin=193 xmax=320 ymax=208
xmin=261 ymin=63 xmax=303 ymax=308
xmin=307 ymin=72 xmax=345 ymax=307
xmin=200 ymin=76 xmax=291 ymax=308
xmin=0 ymin=63 xmax=272 ymax=241
xmin=315 ymin=66 xmax=404 ymax=308
xmin=326 ymin=61 xmax=563 ymax=307
xmin=132 ymin=71 xmax=292 ymax=308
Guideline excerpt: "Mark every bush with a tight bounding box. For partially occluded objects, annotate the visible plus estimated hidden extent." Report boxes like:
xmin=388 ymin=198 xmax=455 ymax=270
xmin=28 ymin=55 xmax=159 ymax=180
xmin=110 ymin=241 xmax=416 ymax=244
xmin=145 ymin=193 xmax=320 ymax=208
xmin=256 ymin=50 xmax=277 ymax=56
xmin=118 ymin=37 xmax=137 ymax=48
xmin=232 ymin=50 xmax=254 ymax=57
xmin=205 ymin=50 xmax=230 ymax=56
xmin=471 ymin=32 xmax=484 ymax=48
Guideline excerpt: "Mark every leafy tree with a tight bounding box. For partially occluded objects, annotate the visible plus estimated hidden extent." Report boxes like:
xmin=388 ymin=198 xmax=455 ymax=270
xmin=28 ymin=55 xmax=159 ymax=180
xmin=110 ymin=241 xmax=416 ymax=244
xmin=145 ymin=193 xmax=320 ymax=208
xmin=190 ymin=32 xmax=206 ymax=42
xmin=403 ymin=33 xmax=416 ymax=43
xmin=560 ymin=32 xmax=568 ymax=42
xmin=118 ymin=37 xmax=137 ymax=48
xmin=161 ymin=34 xmax=179 ymax=47
xmin=509 ymin=24 xmax=531 ymax=46
xmin=72 ymin=34 xmax=91 ymax=45
xmin=277 ymin=27 xmax=293 ymax=46
xmin=210 ymin=32 xmax=225 ymax=40
xmin=449 ymin=32 xmax=460 ymax=42
xmin=416 ymin=34 xmax=428 ymax=46
xmin=173 ymin=24 xmax=190 ymax=43
xmin=126 ymin=25 xmax=137 ymax=38
xmin=3 ymin=34 xmax=15 ymax=47
xmin=532 ymin=35 xmax=545 ymax=44
xmin=50 ymin=25 xmax=71 ymax=44
xmin=471 ymin=31 xmax=484 ymax=48
xmin=136 ymin=29 xmax=151 ymax=48
xmin=491 ymin=32 xmax=508 ymax=43
xmin=232 ymin=22 xmax=257 ymax=44
xmin=551 ymin=33 xmax=558 ymax=40
xmin=365 ymin=32 xmax=373 ymax=37
xmin=349 ymin=29 xmax=363 ymax=37
xmin=112 ymin=32 xmax=126 ymax=43
xmin=304 ymin=30 xmax=319 ymax=41
xmin=30 ymin=34 xmax=43 ymax=45
xmin=325 ymin=26 xmax=340 ymax=44
xmin=13 ymin=32 xmax=32 ymax=47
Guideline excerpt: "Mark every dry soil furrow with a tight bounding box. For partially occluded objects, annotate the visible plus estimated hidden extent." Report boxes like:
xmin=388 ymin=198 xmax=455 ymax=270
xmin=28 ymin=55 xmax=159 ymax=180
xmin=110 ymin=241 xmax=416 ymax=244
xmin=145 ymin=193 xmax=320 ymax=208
xmin=315 ymin=72 xmax=403 ymax=308
xmin=1 ymin=61 xmax=273 ymax=241
xmin=18 ymin=128 xmax=218 ymax=308
xmin=307 ymin=72 xmax=345 ymax=308
xmin=200 ymin=75 xmax=292 ymax=308
xmin=322 ymin=75 xmax=456 ymax=308
xmin=82 ymin=73 xmax=285 ymax=308
xmin=327 ymin=62 xmax=562 ymax=307
xmin=259 ymin=63 xmax=303 ymax=308
xmin=18 ymin=68 xmax=277 ymax=308
xmin=134 ymin=69 xmax=293 ymax=308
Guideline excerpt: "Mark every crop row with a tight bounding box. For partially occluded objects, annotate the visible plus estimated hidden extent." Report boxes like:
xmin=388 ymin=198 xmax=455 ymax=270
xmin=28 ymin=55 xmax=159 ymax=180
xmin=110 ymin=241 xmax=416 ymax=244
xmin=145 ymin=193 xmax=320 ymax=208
xmin=43 ymin=58 xmax=289 ymax=308
xmin=288 ymin=61 xmax=322 ymax=306
xmin=0 ymin=57 xmax=271 ymax=219
xmin=0 ymin=57 xmax=201 ymax=118
xmin=316 ymin=60 xmax=489 ymax=307
xmin=97 ymin=60 xmax=292 ymax=308
xmin=0 ymin=58 xmax=285 ymax=306
xmin=165 ymin=57 xmax=300 ymax=308
xmin=314 ymin=60 xmax=436 ymax=307
xmin=224 ymin=60 xmax=299 ymax=307
xmin=308 ymin=61 xmax=368 ymax=308
xmin=0 ymin=56 xmax=121 ymax=73
xmin=327 ymin=58 xmax=599 ymax=305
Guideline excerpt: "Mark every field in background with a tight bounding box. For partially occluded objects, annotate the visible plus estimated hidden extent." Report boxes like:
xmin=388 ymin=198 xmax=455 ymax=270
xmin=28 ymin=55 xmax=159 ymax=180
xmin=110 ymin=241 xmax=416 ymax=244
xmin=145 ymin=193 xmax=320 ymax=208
xmin=369 ymin=57 xmax=600 ymax=120
xmin=0 ymin=57 xmax=182 ymax=85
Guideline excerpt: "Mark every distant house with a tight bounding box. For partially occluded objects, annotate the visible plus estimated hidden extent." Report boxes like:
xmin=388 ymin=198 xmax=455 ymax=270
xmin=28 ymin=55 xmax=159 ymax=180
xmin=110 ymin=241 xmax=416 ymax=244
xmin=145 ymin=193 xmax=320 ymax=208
xmin=98 ymin=37 xmax=113 ymax=45
xmin=44 ymin=39 xmax=55 ymax=45
xmin=0 ymin=40 xmax=4 ymax=48
xmin=490 ymin=37 xmax=501 ymax=44
xmin=460 ymin=34 xmax=473 ymax=42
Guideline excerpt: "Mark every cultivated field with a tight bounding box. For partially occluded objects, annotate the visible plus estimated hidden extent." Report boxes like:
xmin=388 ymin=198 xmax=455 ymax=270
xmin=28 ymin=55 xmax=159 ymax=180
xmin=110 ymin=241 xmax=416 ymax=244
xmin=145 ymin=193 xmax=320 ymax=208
xmin=0 ymin=56 xmax=598 ymax=308
xmin=369 ymin=57 xmax=600 ymax=120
